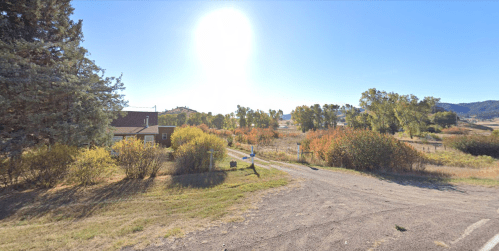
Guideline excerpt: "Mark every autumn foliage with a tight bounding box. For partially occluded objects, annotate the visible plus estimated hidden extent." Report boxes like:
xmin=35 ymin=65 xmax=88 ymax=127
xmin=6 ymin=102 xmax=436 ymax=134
xmin=304 ymin=128 xmax=424 ymax=172
xmin=171 ymin=127 xmax=227 ymax=174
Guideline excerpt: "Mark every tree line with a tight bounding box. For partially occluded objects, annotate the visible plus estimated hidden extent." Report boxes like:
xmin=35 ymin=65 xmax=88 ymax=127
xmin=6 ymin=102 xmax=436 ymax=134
xmin=159 ymin=106 xmax=283 ymax=130
xmin=292 ymin=88 xmax=457 ymax=138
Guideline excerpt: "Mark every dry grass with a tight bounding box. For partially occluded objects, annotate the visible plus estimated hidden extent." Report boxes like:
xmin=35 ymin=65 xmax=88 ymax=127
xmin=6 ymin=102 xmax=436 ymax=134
xmin=257 ymin=127 xmax=499 ymax=185
xmin=0 ymin=158 xmax=289 ymax=251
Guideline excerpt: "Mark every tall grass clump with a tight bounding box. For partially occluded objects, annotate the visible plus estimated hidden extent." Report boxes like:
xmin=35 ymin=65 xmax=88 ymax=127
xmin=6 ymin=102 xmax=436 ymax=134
xmin=443 ymin=135 xmax=499 ymax=158
xmin=305 ymin=128 xmax=424 ymax=172
xmin=424 ymin=151 xmax=496 ymax=168
xmin=171 ymin=126 xmax=227 ymax=174
xmin=113 ymin=138 xmax=167 ymax=179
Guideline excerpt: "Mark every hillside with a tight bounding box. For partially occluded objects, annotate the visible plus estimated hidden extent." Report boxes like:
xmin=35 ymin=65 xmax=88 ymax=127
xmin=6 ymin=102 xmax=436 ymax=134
xmin=437 ymin=100 xmax=499 ymax=119
xmin=161 ymin=106 xmax=198 ymax=116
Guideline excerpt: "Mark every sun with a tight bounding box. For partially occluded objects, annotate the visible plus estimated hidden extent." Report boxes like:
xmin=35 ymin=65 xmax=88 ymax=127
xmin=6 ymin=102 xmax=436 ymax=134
xmin=195 ymin=8 xmax=252 ymax=86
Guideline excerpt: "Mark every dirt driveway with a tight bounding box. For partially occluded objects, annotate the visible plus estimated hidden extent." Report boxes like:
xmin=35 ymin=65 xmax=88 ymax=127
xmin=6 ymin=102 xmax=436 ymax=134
xmin=138 ymin=148 xmax=499 ymax=251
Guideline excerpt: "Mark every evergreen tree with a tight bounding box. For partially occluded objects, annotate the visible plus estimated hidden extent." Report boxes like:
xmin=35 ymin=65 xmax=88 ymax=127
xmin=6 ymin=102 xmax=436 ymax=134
xmin=0 ymin=0 xmax=127 ymax=157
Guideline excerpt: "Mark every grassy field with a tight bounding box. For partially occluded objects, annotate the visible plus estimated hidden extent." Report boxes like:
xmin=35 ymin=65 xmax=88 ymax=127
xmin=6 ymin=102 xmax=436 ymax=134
xmin=0 ymin=158 xmax=289 ymax=251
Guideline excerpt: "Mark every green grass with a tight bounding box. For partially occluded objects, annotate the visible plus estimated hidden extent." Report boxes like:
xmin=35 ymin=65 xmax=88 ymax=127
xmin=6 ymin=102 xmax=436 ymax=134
xmin=164 ymin=227 xmax=184 ymax=238
xmin=424 ymin=151 xmax=497 ymax=168
xmin=448 ymin=177 xmax=499 ymax=186
xmin=0 ymin=158 xmax=289 ymax=251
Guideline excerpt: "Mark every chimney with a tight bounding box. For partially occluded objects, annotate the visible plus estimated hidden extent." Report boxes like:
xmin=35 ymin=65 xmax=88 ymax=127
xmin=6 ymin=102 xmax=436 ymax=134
xmin=146 ymin=116 xmax=149 ymax=128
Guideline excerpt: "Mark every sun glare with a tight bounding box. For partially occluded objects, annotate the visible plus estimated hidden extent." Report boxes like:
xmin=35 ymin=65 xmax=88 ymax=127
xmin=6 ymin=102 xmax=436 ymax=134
xmin=195 ymin=8 xmax=252 ymax=88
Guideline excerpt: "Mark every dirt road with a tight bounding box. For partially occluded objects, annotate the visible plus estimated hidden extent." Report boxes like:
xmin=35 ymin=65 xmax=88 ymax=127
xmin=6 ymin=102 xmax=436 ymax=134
xmin=140 ymin=148 xmax=499 ymax=251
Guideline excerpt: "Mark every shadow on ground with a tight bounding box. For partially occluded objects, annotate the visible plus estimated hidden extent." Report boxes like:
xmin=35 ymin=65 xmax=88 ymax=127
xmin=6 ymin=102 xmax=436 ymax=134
xmin=168 ymin=171 xmax=227 ymax=189
xmin=294 ymin=161 xmax=464 ymax=192
xmin=371 ymin=171 xmax=465 ymax=193
xmin=0 ymin=178 xmax=155 ymax=221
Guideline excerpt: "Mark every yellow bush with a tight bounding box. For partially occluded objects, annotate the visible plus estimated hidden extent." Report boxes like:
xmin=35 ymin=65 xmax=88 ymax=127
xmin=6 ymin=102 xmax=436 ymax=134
xmin=22 ymin=144 xmax=78 ymax=188
xmin=172 ymin=127 xmax=227 ymax=174
xmin=70 ymin=147 xmax=116 ymax=186
xmin=171 ymin=127 xmax=204 ymax=151
xmin=112 ymin=138 xmax=167 ymax=179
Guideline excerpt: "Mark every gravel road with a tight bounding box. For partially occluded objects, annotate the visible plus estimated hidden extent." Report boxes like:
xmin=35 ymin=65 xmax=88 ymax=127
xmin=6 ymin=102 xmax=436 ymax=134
xmin=139 ymin=148 xmax=499 ymax=251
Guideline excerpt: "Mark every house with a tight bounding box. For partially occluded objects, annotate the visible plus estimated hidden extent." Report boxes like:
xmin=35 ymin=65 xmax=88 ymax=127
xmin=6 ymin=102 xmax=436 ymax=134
xmin=110 ymin=111 xmax=175 ymax=147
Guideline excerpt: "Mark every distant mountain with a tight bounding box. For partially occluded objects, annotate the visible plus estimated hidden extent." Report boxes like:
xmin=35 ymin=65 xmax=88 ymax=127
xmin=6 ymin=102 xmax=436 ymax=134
xmin=281 ymin=114 xmax=292 ymax=120
xmin=161 ymin=106 xmax=197 ymax=116
xmin=436 ymin=100 xmax=499 ymax=119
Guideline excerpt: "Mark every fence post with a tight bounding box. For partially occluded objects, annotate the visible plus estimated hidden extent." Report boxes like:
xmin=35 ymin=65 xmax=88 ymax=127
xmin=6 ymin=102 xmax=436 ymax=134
xmin=209 ymin=149 xmax=214 ymax=172
xmin=297 ymin=143 xmax=301 ymax=161
xmin=251 ymin=145 xmax=254 ymax=165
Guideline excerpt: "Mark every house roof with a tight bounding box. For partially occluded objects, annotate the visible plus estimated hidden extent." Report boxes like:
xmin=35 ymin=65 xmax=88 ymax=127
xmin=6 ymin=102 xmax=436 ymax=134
xmin=111 ymin=111 xmax=159 ymax=127
xmin=112 ymin=125 xmax=159 ymax=135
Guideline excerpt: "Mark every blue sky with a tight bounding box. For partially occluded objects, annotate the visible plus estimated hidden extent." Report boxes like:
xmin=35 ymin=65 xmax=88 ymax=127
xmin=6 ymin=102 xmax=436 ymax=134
xmin=71 ymin=0 xmax=499 ymax=115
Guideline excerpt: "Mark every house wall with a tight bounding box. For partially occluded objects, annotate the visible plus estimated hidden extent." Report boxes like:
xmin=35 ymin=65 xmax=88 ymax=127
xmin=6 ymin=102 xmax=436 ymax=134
xmin=114 ymin=127 xmax=174 ymax=147
xmin=157 ymin=127 xmax=175 ymax=147
xmin=114 ymin=134 xmax=154 ymax=143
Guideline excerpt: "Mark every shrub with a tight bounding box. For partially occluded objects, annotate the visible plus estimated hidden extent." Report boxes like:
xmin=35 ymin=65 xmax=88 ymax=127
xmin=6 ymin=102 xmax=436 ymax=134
xmin=0 ymin=157 xmax=18 ymax=187
xmin=443 ymin=135 xmax=499 ymax=158
xmin=427 ymin=125 xmax=442 ymax=133
xmin=227 ymin=135 xmax=234 ymax=147
xmin=441 ymin=127 xmax=468 ymax=135
xmin=112 ymin=138 xmax=167 ymax=179
xmin=197 ymin=124 xmax=209 ymax=133
xmin=492 ymin=130 xmax=499 ymax=137
xmin=307 ymin=128 xmax=424 ymax=172
xmin=21 ymin=144 xmax=78 ymax=188
xmin=171 ymin=127 xmax=204 ymax=151
xmin=172 ymin=127 xmax=227 ymax=174
xmin=69 ymin=147 xmax=115 ymax=186
xmin=428 ymin=133 xmax=442 ymax=141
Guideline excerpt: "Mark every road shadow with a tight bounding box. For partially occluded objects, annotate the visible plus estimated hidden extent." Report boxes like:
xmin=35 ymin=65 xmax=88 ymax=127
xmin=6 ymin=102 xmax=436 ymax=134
xmin=0 ymin=177 xmax=155 ymax=221
xmin=168 ymin=171 xmax=227 ymax=189
xmin=371 ymin=171 xmax=466 ymax=193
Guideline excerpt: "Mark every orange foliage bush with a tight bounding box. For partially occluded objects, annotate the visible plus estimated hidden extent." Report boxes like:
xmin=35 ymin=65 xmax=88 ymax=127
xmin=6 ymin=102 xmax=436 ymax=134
xmin=197 ymin=124 xmax=209 ymax=133
xmin=231 ymin=127 xmax=278 ymax=145
xmin=305 ymin=128 xmax=424 ymax=172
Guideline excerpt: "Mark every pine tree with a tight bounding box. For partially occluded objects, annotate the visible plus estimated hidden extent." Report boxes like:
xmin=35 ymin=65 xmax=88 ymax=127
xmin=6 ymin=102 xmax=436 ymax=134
xmin=0 ymin=0 xmax=127 ymax=157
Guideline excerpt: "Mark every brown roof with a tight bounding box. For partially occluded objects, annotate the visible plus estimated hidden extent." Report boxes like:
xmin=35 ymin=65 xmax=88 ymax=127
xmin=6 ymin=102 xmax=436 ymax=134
xmin=112 ymin=125 xmax=159 ymax=135
xmin=111 ymin=111 xmax=159 ymax=127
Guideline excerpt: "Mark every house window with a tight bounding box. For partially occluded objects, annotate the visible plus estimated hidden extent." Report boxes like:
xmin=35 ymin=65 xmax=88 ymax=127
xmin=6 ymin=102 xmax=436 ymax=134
xmin=144 ymin=135 xmax=154 ymax=146
xmin=162 ymin=133 xmax=167 ymax=140
xmin=112 ymin=136 xmax=123 ymax=143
